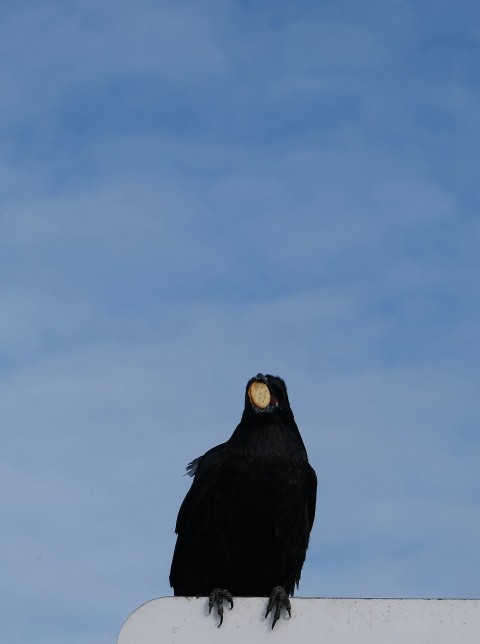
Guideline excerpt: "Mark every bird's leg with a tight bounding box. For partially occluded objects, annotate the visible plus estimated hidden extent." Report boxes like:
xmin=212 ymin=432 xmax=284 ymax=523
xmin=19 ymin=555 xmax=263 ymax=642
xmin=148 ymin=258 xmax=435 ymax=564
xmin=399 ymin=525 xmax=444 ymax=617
xmin=208 ymin=588 xmax=234 ymax=627
xmin=265 ymin=586 xmax=291 ymax=629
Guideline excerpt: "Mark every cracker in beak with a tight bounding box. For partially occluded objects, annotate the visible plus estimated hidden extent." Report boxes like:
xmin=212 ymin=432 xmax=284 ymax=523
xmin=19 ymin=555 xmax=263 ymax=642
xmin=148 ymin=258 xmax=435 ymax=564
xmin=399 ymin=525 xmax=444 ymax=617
xmin=248 ymin=381 xmax=271 ymax=409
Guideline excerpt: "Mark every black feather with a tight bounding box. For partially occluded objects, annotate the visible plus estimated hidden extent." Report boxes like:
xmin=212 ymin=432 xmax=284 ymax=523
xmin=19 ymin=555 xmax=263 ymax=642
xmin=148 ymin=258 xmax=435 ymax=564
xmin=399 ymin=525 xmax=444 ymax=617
xmin=169 ymin=373 xmax=317 ymax=600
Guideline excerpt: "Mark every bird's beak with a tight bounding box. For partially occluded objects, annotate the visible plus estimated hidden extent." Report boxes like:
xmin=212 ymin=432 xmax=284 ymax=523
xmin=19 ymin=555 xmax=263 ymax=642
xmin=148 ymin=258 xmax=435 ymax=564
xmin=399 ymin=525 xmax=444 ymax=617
xmin=248 ymin=374 xmax=279 ymax=412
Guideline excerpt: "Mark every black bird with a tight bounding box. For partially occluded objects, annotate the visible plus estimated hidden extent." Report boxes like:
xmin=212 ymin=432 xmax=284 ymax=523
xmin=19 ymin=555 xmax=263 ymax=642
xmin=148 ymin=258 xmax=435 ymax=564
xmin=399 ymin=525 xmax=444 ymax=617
xmin=169 ymin=373 xmax=317 ymax=628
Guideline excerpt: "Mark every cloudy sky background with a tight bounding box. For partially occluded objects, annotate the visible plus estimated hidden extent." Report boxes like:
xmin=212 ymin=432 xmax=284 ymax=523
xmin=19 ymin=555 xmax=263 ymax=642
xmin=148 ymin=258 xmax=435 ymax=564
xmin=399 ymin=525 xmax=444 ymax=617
xmin=1 ymin=1 xmax=479 ymax=642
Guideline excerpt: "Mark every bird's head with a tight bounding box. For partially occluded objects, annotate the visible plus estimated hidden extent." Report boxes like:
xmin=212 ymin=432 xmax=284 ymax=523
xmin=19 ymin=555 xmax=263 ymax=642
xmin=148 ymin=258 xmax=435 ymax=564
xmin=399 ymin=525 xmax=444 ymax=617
xmin=244 ymin=373 xmax=291 ymax=416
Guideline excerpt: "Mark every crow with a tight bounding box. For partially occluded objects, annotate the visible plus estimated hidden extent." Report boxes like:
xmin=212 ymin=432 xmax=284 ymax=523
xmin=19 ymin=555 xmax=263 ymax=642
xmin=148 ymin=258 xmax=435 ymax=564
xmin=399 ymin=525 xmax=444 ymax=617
xmin=169 ymin=373 xmax=317 ymax=628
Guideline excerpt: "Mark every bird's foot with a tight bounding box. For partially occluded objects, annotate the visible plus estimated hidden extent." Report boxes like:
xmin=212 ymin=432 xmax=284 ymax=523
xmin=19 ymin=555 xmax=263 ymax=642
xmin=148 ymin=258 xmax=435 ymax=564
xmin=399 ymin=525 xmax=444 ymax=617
xmin=265 ymin=586 xmax=291 ymax=629
xmin=208 ymin=588 xmax=234 ymax=627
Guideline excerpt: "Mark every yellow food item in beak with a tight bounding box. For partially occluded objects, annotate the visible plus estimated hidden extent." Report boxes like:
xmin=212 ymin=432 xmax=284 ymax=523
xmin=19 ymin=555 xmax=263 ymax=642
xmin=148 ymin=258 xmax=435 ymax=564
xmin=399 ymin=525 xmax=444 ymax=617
xmin=248 ymin=381 xmax=271 ymax=409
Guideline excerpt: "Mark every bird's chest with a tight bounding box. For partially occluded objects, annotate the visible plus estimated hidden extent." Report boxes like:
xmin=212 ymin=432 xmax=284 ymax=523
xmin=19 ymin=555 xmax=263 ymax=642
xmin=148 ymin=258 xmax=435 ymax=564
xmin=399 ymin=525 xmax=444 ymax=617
xmin=216 ymin=456 xmax=304 ymax=536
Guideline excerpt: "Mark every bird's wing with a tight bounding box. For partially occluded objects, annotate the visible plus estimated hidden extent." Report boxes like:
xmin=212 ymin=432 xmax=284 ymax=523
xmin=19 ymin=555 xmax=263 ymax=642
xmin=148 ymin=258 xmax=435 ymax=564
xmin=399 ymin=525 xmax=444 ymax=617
xmin=175 ymin=442 xmax=227 ymax=530
xmin=170 ymin=443 xmax=227 ymax=592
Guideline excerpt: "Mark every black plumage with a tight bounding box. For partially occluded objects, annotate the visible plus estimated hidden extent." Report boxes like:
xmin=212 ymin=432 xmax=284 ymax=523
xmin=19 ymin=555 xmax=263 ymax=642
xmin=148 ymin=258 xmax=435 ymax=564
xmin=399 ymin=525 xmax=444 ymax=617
xmin=169 ymin=373 xmax=317 ymax=628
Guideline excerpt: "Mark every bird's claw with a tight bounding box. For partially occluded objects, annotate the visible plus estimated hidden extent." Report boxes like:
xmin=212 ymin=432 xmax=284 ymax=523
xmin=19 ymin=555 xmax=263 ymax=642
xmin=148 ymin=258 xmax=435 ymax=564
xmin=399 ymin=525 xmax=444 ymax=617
xmin=265 ymin=586 xmax=291 ymax=629
xmin=208 ymin=588 xmax=234 ymax=627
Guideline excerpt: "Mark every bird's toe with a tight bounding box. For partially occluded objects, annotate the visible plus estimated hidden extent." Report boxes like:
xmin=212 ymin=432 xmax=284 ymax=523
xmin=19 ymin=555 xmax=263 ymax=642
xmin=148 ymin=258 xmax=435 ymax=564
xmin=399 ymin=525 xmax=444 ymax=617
xmin=208 ymin=588 xmax=234 ymax=627
xmin=265 ymin=586 xmax=291 ymax=629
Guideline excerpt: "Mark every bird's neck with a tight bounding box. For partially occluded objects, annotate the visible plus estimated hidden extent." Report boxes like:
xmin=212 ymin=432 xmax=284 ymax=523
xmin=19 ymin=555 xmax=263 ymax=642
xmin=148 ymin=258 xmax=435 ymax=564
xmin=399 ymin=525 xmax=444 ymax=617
xmin=230 ymin=421 xmax=307 ymax=463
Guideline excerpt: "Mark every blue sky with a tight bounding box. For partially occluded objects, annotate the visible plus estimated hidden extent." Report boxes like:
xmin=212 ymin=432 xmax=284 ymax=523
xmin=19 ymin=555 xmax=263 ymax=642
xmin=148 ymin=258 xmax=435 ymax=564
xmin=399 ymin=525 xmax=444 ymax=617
xmin=1 ymin=1 xmax=479 ymax=642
